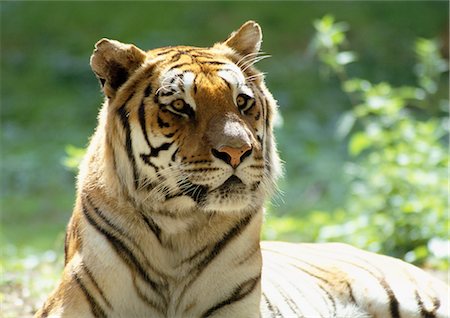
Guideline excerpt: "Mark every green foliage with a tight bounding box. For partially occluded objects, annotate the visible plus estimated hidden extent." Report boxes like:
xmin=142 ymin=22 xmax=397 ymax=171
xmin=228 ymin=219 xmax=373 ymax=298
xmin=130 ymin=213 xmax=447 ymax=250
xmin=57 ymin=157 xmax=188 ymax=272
xmin=311 ymin=15 xmax=357 ymax=76
xmin=62 ymin=145 xmax=86 ymax=172
xmin=309 ymin=15 xmax=449 ymax=268
xmin=415 ymin=38 xmax=448 ymax=95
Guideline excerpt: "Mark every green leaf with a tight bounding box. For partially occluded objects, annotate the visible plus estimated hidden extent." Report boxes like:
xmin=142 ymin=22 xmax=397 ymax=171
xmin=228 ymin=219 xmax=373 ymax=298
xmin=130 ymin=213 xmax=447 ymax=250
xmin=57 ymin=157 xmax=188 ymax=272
xmin=336 ymin=51 xmax=357 ymax=65
xmin=62 ymin=145 xmax=86 ymax=171
xmin=336 ymin=111 xmax=356 ymax=139
xmin=343 ymin=78 xmax=371 ymax=93
xmin=349 ymin=132 xmax=371 ymax=156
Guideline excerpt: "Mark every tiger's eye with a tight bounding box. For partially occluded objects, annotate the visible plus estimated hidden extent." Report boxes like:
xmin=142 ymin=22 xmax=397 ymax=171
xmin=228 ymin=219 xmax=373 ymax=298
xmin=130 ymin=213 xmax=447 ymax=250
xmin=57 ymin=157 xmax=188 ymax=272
xmin=236 ymin=95 xmax=246 ymax=107
xmin=172 ymin=99 xmax=185 ymax=110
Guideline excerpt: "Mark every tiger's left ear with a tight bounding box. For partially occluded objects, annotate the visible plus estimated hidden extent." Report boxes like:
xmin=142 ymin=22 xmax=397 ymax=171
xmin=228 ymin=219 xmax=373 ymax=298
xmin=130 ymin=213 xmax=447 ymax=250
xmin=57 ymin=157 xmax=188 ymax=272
xmin=223 ymin=20 xmax=262 ymax=56
xmin=90 ymin=39 xmax=147 ymax=98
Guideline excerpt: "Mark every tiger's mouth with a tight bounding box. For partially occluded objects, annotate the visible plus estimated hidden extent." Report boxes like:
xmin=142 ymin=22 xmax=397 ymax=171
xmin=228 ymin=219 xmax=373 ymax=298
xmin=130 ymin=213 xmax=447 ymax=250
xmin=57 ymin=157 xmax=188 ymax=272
xmin=217 ymin=175 xmax=245 ymax=191
xmin=167 ymin=175 xmax=248 ymax=202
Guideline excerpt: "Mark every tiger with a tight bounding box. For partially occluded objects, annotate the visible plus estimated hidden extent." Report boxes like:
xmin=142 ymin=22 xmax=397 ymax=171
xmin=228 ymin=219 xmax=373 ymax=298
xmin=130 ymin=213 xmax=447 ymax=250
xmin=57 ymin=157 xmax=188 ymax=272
xmin=35 ymin=21 xmax=448 ymax=318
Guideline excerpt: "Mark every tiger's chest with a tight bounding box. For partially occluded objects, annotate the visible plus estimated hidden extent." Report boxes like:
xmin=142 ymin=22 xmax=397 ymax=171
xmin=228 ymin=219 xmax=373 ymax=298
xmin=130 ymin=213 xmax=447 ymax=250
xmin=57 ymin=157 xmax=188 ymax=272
xmin=76 ymin=220 xmax=262 ymax=318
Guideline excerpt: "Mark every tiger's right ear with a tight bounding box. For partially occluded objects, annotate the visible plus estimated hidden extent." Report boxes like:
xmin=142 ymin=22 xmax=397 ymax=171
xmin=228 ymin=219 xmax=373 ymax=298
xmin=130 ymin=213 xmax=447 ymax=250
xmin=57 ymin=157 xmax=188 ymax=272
xmin=223 ymin=21 xmax=262 ymax=57
xmin=90 ymin=39 xmax=147 ymax=98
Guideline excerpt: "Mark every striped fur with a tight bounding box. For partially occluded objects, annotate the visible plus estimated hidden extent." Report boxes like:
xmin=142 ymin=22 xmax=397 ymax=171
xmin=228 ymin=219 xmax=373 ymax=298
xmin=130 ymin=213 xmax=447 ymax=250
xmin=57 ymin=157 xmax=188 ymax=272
xmin=35 ymin=21 xmax=448 ymax=318
xmin=261 ymin=242 xmax=448 ymax=318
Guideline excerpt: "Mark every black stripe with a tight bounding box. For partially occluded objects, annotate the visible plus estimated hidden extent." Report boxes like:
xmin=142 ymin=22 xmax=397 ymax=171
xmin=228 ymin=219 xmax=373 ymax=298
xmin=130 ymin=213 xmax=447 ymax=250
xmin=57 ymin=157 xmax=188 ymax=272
xmin=318 ymin=284 xmax=337 ymax=317
xmin=150 ymin=142 xmax=173 ymax=157
xmin=171 ymin=147 xmax=179 ymax=162
xmin=415 ymin=290 xmax=437 ymax=318
xmin=81 ymin=199 xmax=165 ymax=301
xmin=200 ymin=275 xmax=260 ymax=318
xmin=221 ymin=77 xmax=232 ymax=89
xmin=73 ymin=271 xmax=107 ymax=318
xmin=139 ymin=212 xmax=162 ymax=244
xmin=186 ymin=159 xmax=212 ymax=164
xmin=169 ymin=62 xmax=191 ymax=70
xmin=63 ymin=227 xmax=70 ymax=265
xmin=160 ymin=90 xmax=175 ymax=97
xmin=132 ymin=275 xmax=165 ymax=314
xmin=176 ymin=213 xmax=255 ymax=311
xmin=140 ymin=153 xmax=159 ymax=171
xmin=237 ymin=244 xmax=260 ymax=266
xmin=190 ymin=51 xmax=214 ymax=58
xmin=197 ymin=213 xmax=254 ymax=272
xmin=256 ymin=135 xmax=263 ymax=145
xmin=262 ymin=292 xmax=281 ymax=318
xmin=264 ymin=97 xmax=270 ymax=133
xmin=264 ymin=263 xmax=310 ymax=316
xmin=170 ymin=52 xmax=183 ymax=63
xmin=200 ymin=60 xmax=226 ymax=66
xmin=345 ymin=281 xmax=357 ymax=304
xmin=256 ymin=94 xmax=266 ymax=148
xmin=344 ymin=260 xmax=400 ymax=318
xmin=117 ymin=100 xmax=139 ymax=189
xmin=266 ymin=248 xmax=357 ymax=306
xmin=157 ymin=115 xmax=170 ymax=128
xmin=84 ymin=195 xmax=168 ymax=277
xmin=138 ymin=102 xmax=151 ymax=148
xmin=182 ymin=167 xmax=220 ymax=173
xmin=430 ymin=296 xmax=441 ymax=315
xmin=267 ymin=263 xmax=326 ymax=317
xmin=156 ymin=48 xmax=175 ymax=56
xmin=80 ymin=262 xmax=112 ymax=309
xmin=85 ymin=196 xmax=128 ymax=239
xmin=275 ymin=281 xmax=303 ymax=315
xmin=138 ymin=102 xmax=172 ymax=170
xmin=290 ymin=263 xmax=337 ymax=314
xmin=178 ymin=244 xmax=210 ymax=267
xmin=140 ymin=142 xmax=173 ymax=169
xmin=38 ymin=296 xmax=57 ymax=318
xmin=144 ymin=83 xmax=153 ymax=97
xmin=163 ymin=132 xmax=175 ymax=138
xmin=166 ymin=182 xmax=208 ymax=204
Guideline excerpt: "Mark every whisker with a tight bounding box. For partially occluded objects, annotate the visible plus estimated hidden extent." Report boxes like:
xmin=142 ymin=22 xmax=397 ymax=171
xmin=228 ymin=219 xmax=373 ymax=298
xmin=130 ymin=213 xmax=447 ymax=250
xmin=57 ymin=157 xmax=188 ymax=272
xmin=239 ymin=54 xmax=271 ymax=70
xmin=241 ymin=55 xmax=271 ymax=73
xmin=245 ymin=72 xmax=266 ymax=82
xmin=140 ymin=163 xmax=193 ymax=201
xmin=156 ymin=84 xmax=180 ymax=95
xmin=236 ymin=51 xmax=267 ymax=68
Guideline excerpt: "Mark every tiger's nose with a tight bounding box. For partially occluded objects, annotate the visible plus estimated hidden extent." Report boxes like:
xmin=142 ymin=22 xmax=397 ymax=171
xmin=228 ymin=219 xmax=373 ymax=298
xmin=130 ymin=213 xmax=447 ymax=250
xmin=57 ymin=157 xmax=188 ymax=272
xmin=211 ymin=144 xmax=253 ymax=168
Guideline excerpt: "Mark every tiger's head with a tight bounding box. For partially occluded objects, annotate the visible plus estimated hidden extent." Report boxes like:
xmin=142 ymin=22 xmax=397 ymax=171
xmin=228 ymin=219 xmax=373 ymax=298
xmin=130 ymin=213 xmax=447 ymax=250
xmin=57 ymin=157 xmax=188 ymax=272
xmin=89 ymin=21 xmax=281 ymax=215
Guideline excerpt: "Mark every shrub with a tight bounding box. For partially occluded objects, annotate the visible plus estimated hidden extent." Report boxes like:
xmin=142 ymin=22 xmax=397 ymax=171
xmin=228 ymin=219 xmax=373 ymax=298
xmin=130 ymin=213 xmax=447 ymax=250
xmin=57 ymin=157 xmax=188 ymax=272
xmin=311 ymin=15 xmax=449 ymax=268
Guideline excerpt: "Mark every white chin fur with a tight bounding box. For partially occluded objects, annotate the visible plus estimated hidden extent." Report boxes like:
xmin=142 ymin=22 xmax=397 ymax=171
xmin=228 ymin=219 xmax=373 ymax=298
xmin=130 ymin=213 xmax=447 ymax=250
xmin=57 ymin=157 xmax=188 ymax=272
xmin=159 ymin=192 xmax=259 ymax=214
xmin=203 ymin=200 xmax=253 ymax=213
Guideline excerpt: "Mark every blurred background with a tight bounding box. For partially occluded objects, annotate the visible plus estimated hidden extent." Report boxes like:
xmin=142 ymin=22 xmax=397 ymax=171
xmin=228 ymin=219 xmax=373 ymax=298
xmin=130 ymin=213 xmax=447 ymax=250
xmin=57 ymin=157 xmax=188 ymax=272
xmin=1 ymin=2 xmax=448 ymax=316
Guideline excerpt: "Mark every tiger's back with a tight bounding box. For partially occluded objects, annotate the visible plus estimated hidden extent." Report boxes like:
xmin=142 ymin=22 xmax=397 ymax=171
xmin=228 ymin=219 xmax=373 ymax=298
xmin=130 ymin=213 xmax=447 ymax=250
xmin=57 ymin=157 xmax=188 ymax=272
xmin=35 ymin=21 xmax=449 ymax=318
xmin=261 ymin=242 xmax=448 ymax=318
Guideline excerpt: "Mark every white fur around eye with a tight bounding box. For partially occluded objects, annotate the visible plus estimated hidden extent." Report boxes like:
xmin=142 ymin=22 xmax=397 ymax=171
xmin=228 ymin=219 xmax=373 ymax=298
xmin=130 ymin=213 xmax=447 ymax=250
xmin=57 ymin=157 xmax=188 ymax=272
xmin=218 ymin=64 xmax=254 ymax=109
xmin=157 ymin=70 xmax=197 ymax=112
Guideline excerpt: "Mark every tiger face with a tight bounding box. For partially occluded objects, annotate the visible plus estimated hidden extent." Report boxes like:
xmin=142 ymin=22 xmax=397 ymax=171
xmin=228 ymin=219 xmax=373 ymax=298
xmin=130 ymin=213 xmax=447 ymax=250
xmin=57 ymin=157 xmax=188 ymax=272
xmin=90 ymin=21 xmax=280 ymax=214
